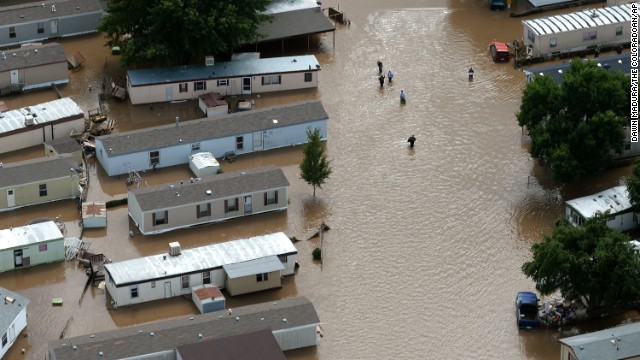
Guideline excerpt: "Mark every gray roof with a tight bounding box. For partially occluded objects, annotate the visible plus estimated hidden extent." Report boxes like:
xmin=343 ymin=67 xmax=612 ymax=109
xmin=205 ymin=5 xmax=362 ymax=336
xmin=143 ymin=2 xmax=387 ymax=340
xmin=104 ymin=232 xmax=297 ymax=286
xmin=45 ymin=136 xmax=81 ymax=154
xmin=523 ymin=4 xmax=631 ymax=36
xmin=565 ymin=186 xmax=632 ymax=218
xmin=0 ymin=97 xmax=84 ymax=137
xmin=528 ymin=0 xmax=575 ymax=7
xmin=560 ymin=322 xmax=640 ymax=360
xmin=47 ymin=296 xmax=319 ymax=360
xmin=524 ymin=54 xmax=635 ymax=84
xmin=0 ymin=0 xmax=103 ymax=27
xmin=176 ymin=329 xmax=286 ymax=360
xmin=0 ymin=154 xmax=78 ymax=188
xmin=131 ymin=166 xmax=289 ymax=212
xmin=256 ymin=7 xmax=336 ymax=43
xmin=97 ymin=100 xmax=327 ymax=157
xmin=0 ymin=43 xmax=66 ymax=73
xmin=223 ymin=255 xmax=285 ymax=279
xmin=0 ymin=221 xmax=63 ymax=251
xmin=127 ymin=55 xmax=320 ymax=86
xmin=0 ymin=287 xmax=29 ymax=333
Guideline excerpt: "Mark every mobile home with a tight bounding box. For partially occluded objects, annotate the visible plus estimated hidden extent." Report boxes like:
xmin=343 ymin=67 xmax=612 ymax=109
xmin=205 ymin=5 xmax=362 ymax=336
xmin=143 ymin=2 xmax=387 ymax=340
xmin=128 ymin=166 xmax=289 ymax=235
xmin=0 ymin=43 xmax=68 ymax=93
xmin=104 ymin=232 xmax=297 ymax=307
xmin=522 ymin=4 xmax=631 ymax=58
xmin=95 ymin=100 xmax=328 ymax=176
xmin=126 ymin=55 xmax=320 ymax=105
xmin=0 ymin=221 xmax=65 ymax=272
xmin=565 ymin=185 xmax=635 ymax=231
xmin=560 ymin=322 xmax=640 ymax=360
xmin=0 ymin=287 xmax=29 ymax=359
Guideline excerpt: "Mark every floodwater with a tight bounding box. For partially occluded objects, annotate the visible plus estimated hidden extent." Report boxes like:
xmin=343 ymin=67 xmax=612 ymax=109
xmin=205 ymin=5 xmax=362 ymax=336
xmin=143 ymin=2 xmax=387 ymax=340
xmin=0 ymin=0 xmax=638 ymax=359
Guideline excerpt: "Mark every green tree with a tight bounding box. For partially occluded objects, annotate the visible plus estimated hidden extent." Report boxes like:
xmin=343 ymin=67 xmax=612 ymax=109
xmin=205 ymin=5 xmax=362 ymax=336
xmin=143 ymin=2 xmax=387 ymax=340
xmin=627 ymin=158 xmax=640 ymax=209
xmin=517 ymin=59 xmax=630 ymax=182
xmin=522 ymin=215 xmax=640 ymax=312
xmin=98 ymin=0 xmax=272 ymax=67
xmin=300 ymin=127 xmax=332 ymax=197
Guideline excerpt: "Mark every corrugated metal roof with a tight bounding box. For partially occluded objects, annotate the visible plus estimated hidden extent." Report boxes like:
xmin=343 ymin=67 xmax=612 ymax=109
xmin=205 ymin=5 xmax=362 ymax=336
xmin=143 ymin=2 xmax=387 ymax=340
xmin=127 ymin=55 xmax=320 ymax=86
xmin=97 ymin=100 xmax=327 ymax=157
xmin=0 ymin=43 xmax=66 ymax=73
xmin=48 ymin=296 xmax=319 ymax=360
xmin=565 ymin=185 xmax=631 ymax=219
xmin=0 ymin=154 xmax=77 ymax=190
xmin=189 ymin=152 xmax=219 ymax=171
xmin=523 ymin=53 xmax=635 ymax=84
xmin=0 ymin=97 xmax=84 ymax=137
xmin=0 ymin=0 xmax=103 ymax=27
xmin=560 ymin=322 xmax=640 ymax=360
xmin=223 ymin=256 xmax=285 ymax=279
xmin=104 ymin=232 xmax=297 ymax=285
xmin=0 ymin=221 xmax=63 ymax=251
xmin=523 ymin=4 xmax=631 ymax=36
xmin=130 ymin=166 xmax=289 ymax=212
xmin=255 ymin=7 xmax=335 ymax=42
xmin=0 ymin=287 xmax=29 ymax=332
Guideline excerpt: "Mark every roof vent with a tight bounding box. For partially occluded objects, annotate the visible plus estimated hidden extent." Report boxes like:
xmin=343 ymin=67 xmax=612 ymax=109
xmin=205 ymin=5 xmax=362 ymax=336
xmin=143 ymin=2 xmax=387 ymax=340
xmin=51 ymin=4 xmax=56 ymax=12
xmin=206 ymin=190 xmax=212 ymax=196
xmin=198 ymin=333 xmax=203 ymax=338
xmin=282 ymin=318 xmax=287 ymax=323
xmin=235 ymin=316 xmax=240 ymax=321
xmin=240 ymin=172 xmax=246 ymax=176
xmin=169 ymin=242 xmax=181 ymax=256
xmin=205 ymin=56 xmax=215 ymax=66
xmin=73 ymin=345 xmax=77 ymax=351
xmin=150 ymin=332 xmax=155 ymax=337
xmin=5 ymin=296 xmax=15 ymax=304
xmin=98 ymin=351 xmax=103 ymax=357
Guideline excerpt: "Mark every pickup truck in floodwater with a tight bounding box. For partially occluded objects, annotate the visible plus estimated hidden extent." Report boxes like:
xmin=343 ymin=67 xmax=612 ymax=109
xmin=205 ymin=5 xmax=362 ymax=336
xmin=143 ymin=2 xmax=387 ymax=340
xmin=515 ymin=292 xmax=541 ymax=329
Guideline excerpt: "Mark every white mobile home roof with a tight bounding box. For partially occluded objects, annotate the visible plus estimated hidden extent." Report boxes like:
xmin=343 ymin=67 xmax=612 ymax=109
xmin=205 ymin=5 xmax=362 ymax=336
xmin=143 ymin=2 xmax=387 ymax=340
xmin=105 ymin=232 xmax=297 ymax=286
xmin=565 ymin=185 xmax=631 ymax=218
xmin=523 ymin=4 xmax=631 ymax=36
xmin=223 ymin=256 xmax=285 ymax=279
xmin=0 ymin=221 xmax=63 ymax=251
xmin=0 ymin=97 xmax=84 ymax=136
xmin=97 ymin=100 xmax=327 ymax=157
xmin=0 ymin=287 xmax=29 ymax=332
xmin=127 ymin=55 xmax=320 ymax=86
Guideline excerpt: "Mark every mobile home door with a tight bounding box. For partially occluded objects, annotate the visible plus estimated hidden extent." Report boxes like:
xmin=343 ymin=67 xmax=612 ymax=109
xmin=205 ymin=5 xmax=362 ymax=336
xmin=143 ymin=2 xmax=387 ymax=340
xmin=253 ymin=131 xmax=264 ymax=151
xmin=6 ymin=189 xmax=15 ymax=207
xmin=10 ymin=70 xmax=19 ymax=84
xmin=50 ymin=19 xmax=58 ymax=35
xmin=241 ymin=77 xmax=251 ymax=95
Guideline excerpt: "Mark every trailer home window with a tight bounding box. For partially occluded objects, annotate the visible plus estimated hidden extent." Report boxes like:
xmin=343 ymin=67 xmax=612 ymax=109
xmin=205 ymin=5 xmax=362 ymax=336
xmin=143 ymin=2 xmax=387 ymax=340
xmin=616 ymin=26 xmax=623 ymax=36
xmin=130 ymin=285 xmax=139 ymax=298
xmin=264 ymin=190 xmax=278 ymax=205
xmin=2 ymin=333 xmax=6 ymax=347
xmin=583 ymin=31 xmax=597 ymax=41
xmin=151 ymin=281 xmax=156 ymax=288
xmin=262 ymin=75 xmax=281 ymax=85
xmin=181 ymin=275 xmax=189 ymax=289
xmin=549 ymin=37 xmax=557 ymax=48
xmin=278 ymin=255 xmax=288 ymax=263
xmin=39 ymin=244 xmax=48 ymax=252
xmin=194 ymin=81 xmax=206 ymax=91
xmin=191 ymin=142 xmax=200 ymax=152
xmin=37 ymin=22 xmax=44 ymax=34
xmin=9 ymin=27 xmax=16 ymax=38
xmin=256 ymin=273 xmax=269 ymax=282
xmin=203 ymin=271 xmax=211 ymax=284
xmin=153 ymin=211 xmax=168 ymax=226
xmin=304 ymin=72 xmax=313 ymax=82
xmin=217 ymin=79 xmax=228 ymax=86
xmin=527 ymin=30 xmax=535 ymax=43
xmin=39 ymin=184 xmax=47 ymax=197
xmin=224 ymin=198 xmax=239 ymax=213
xmin=179 ymin=83 xmax=188 ymax=93
xmin=236 ymin=135 xmax=244 ymax=150
xmin=149 ymin=151 xmax=160 ymax=166
xmin=197 ymin=203 xmax=211 ymax=218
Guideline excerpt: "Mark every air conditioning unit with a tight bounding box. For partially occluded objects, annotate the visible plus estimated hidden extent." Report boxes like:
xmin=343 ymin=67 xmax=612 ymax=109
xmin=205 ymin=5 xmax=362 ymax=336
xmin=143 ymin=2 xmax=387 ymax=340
xmin=205 ymin=56 xmax=215 ymax=67
xmin=169 ymin=242 xmax=182 ymax=256
xmin=24 ymin=114 xmax=35 ymax=126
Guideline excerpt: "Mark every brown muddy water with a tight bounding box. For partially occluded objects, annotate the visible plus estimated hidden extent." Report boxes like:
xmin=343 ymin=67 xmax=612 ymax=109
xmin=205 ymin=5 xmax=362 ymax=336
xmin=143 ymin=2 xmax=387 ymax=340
xmin=1 ymin=0 xmax=639 ymax=359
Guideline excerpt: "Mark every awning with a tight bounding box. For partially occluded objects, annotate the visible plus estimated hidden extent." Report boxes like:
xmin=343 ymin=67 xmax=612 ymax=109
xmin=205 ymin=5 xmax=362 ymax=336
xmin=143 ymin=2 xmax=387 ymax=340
xmin=223 ymin=256 xmax=285 ymax=279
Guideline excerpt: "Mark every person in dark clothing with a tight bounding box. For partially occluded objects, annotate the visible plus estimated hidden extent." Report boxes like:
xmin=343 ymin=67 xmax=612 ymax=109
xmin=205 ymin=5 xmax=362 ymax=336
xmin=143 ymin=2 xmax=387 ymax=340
xmin=379 ymin=74 xmax=385 ymax=88
xmin=377 ymin=60 xmax=383 ymax=74
xmin=407 ymin=135 xmax=416 ymax=147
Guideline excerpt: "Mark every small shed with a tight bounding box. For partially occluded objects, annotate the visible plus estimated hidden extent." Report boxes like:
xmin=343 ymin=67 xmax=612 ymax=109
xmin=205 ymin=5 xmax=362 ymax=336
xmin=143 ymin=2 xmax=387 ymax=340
xmin=188 ymin=152 xmax=220 ymax=177
xmin=82 ymin=202 xmax=107 ymax=228
xmin=223 ymin=256 xmax=285 ymax=296
xmin=191 ymin=284 xmax=225 ymax=314
xmin=0 ymin=221 xmax=65 ymax=272
xmin=198 ymin=92 xmax=228 ymax=118
xmin=44 ymin=136 xmax=82 ymax=165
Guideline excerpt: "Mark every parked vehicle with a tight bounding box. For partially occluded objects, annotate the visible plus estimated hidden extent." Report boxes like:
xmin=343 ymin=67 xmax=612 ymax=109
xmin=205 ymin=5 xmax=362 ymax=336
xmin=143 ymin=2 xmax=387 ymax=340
xmin=516 ymin=292 xmax=541 ymax=329
xmin=489 ymin=41 xmax=510 ymax=63
xmin=489 ymin=0 xmax=506 ymax=10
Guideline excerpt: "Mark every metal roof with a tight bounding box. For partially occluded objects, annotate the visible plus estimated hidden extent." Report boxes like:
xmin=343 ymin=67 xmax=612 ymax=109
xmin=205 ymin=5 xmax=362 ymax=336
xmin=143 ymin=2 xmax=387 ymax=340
xmin=104 ymin=232 xmax=297 ymax=286
xmin=97 ymin=100 xmax=327 ymax=157
xmin=127 ymin=55 xmax=320 ymax=86
xmin=0 ymin=221 xmax=63 ymax=251
xmin=0 ymin=0 xmax=103 ymax=27
xmin=524 ymin=53 xmax=635 ymax=84
xmin=0 ymin=97 xmax=84 ymax=137
xmin=47 ymin=296 xmax=319 ymax=360
xmin=0 ymin=154 xmax=78 ymax=189
xmin=130 ymin=166 xmax=288 ymax=212
xmin=0 ymin=43 xmax=66 ymax=73
xmin=565 ymin=186 xmax=632 ymax=219
xmin=255 ymin=7 xmax=336 ymax=42
xmin=176 ymin=329 xmax=286 ymax=360
xmin=560 ymin=322 xmax=640 ymax=360
xmin=523 ymin=4 xmax=631 ymax=36
xmin=0 ymin=287 xmax=29 ymax=333
xmin=223 ymin=256 xmax=285 ymax=279
xmin=45 ymin=136 xmax=82 ymax=154
xmin=189 ymin=152 xmax=220 ymax=171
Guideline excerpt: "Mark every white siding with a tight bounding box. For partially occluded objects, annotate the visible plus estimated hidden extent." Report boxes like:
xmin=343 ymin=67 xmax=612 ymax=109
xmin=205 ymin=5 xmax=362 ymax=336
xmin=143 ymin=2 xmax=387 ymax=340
xmin=273 ymin=325 xmax=318 ymax=351
xmin=0 ymin=307 xmax=27 ymax=359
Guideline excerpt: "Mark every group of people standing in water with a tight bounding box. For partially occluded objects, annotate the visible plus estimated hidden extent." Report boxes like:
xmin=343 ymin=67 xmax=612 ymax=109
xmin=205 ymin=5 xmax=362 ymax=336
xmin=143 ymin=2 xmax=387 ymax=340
xmin=377 ymin=60 xmax=414 ymax=148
